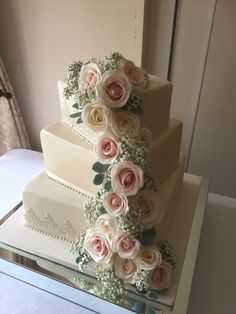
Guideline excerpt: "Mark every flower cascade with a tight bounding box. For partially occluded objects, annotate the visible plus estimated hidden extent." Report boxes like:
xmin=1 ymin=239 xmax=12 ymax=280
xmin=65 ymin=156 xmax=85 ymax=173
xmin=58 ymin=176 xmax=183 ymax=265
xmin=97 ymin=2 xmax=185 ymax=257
xmin=66 ymin=53 xmax=175 ymax=302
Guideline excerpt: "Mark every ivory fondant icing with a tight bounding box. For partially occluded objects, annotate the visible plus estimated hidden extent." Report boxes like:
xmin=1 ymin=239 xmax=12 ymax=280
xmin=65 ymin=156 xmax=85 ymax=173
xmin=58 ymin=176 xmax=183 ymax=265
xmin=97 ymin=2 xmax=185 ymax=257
xmin=58 ymin=75 xmax=172 ymax=144
xmin=41 ymin=119 xmax=182 ymax=196
xmin=23 ymin=156 xmax=184 ymax=243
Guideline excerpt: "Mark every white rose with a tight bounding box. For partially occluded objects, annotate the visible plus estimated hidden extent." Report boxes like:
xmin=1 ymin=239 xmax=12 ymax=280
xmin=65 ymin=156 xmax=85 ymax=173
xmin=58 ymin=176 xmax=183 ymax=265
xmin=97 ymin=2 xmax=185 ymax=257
xmin=114 ymin=255 xmax=139 ymax=284
xmin=111 ymin=161 xmax=144 ymax=196
xmin=110 ymin=111 xmax=140 ymax=137
xmin=79 ymin=63 xmax=101 ymax=88
xmin=135 ymin=246 xmax=162 ymax=270
xmin=95 ymin=214 xmax=119 ymax=238
xmin=134 ymin=190 xmax=164 ymax=229
xmin=83 ymin=228 xmax=113 ymax=264
xmin=82 ymin=102 xmax=112 ymax=132
xmin=97 ymin=70 xmax=132 ymax=108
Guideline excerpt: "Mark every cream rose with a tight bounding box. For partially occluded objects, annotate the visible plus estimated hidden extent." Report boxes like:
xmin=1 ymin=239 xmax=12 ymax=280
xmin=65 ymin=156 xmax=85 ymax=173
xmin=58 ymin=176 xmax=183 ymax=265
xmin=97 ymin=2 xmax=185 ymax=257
xmin=135 ymin=246 xmax=162 ymax=270
xmin=123 ymin=60 xmax=146 ymax=89
xmin=95 ymin=134 xmax=120 ymax=163
xmin=111 ymin=111 xmax=140 ymax=137
xmin=79 ymin=63 xmax=101 ymax=88
xmin=114 ymin=255 xmax=139 ymax=284
xmin=148 ymin=262 xmax=172 ymax=291
xmin=83 ymin=228 xmax=113 ymax=264
xmin=97 ymin=70 xmax=132 ymax=108
xmin=95 ymin=214 xmax=119 ymax=238
xmin=82 ymin=102 xmax=112 ymax=132
xmin=134 ymin=190 xmax=164 ymax=229
xmin=103 ymin=192 xmax=129 ymax=216
xmin=112 ymin=233 xmax=140 ymax=259
xmin=111 ymin=161 xmax=144 ymax=196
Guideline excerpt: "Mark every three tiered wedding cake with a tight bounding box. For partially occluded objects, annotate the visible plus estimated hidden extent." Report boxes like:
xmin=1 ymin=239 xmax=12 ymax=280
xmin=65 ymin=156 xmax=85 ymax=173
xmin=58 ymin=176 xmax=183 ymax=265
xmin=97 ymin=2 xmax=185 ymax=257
xmin=22 ymin=53 xmax=184 ymax=300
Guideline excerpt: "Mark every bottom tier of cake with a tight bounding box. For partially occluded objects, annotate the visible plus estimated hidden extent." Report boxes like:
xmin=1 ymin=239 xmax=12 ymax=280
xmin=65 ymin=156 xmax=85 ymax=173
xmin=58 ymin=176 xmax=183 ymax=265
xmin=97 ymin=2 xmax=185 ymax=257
xmin=23 ymin=154 xmax=184 ymax=243
xmin=0 ymin=173 xmax=205 ymax=312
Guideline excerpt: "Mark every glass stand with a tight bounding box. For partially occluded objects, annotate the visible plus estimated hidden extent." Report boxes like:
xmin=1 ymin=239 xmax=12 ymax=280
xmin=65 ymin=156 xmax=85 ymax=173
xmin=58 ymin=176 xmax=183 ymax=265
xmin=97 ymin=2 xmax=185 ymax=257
xmin=0 ymin=174 xmax=209 ymax=314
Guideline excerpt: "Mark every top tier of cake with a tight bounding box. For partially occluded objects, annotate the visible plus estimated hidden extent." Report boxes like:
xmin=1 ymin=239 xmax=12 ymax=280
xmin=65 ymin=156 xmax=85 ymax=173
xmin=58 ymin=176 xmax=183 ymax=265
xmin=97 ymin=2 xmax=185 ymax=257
xmin=58 ymin=74 xmax=172 ymax=145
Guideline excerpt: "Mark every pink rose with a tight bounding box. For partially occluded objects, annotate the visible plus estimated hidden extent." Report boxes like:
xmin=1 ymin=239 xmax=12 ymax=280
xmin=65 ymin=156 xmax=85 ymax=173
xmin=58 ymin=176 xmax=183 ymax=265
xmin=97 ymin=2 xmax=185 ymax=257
xmin=111 ymin=161 xmax=144 ymax=196
xmin=123 ymin=60 xmax=146 ymax=89
xmin=84 ymin=228 xmax=113 ymax=264
xmin=103 ymin=192 xmax=129 ymax=216
xmin=97 ymin=71 xmax=132 ymax=108
xmin=79 ymin=63 xmax=101 ymax=88
xmin=95 ymin=134 xmax=120 ymax=163
xmin=114 ymin=255 xmax=139 ymax=284
xmin=149 ymin=262 xmax=172 ymax=291
xmin=134 ymin=190 xmax=164 ymax=229
xmin=112 ymin=233 xmax=140 ymax=259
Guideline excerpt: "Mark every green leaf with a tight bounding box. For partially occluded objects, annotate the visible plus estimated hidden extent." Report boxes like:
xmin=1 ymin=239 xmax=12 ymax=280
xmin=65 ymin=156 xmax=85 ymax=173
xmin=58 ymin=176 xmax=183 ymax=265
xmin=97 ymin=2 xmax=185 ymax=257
xmin=131 ymin=105 xmax=144 ymax=115
xmin=93 ymin=173 xmax=104 ymax=185
xmin=75 ymin=254 xmax=83 ymax=264
xmin=92 ymin=162 xmax=110 ymax=173
xmin=72 ymin=103 xmax=80 ymax=109
xmin=69 ymin=111 xmax=82 ymax=118
xmin=76 ymin=116 xmax=83 ymax=124
xmin=139 ymin=228 xmax=156 ymax=246
xmin=104 ymin=181 xmax=112 ymax=192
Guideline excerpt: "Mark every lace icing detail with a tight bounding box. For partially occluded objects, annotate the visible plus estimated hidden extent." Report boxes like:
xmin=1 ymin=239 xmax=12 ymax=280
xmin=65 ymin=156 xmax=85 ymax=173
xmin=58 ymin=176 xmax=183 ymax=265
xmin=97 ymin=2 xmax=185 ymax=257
xmin=25 ymin=208 xmax=80 ymax=243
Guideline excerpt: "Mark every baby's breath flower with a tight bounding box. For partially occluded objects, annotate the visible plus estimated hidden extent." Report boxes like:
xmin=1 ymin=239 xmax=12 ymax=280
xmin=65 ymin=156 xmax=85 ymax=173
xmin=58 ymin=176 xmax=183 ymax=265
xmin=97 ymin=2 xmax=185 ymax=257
xmin=134 ymin=270 xmax=150 ymax=292
xmin=159 ymin=241 xmax=176 ymax=269
xmin=118 ymin=211 xmax=144 ymax=239
xmin=97 ymin=267 xmax=124 ymax=303
xmin=83 ymin=195 xmax=106 ymax=224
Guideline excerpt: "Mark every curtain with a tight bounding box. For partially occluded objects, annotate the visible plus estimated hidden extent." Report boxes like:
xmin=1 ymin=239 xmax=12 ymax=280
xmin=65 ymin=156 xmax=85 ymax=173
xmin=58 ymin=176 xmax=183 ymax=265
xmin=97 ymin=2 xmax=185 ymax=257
xmin=0 ymin=57 xmax=31 ymax=156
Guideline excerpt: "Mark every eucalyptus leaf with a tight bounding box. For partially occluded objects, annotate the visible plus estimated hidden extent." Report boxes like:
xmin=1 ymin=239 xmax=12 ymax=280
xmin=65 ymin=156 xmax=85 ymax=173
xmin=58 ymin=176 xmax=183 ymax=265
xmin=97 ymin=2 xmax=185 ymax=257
xmin=139 ymin=228 xmax=156 ymax=246
xmin=104 ymin=181 xmax=112 ymax=192
xmin=69 ymin=111 xmax=82 ymax=118
xmin=75 ymin=254 xmax=83 ymax=264
xmin=92 ymin=162 xmax=110 ymax=173
xmin=76 ymin=116 xmax=83 ymax=124
xmin=93 ymin=173 xmax=104 ymax=185
xmin=131 ymin=105 xmax=144 ymax=115
xmin=72 ymin=103 xmax=80 ymax=109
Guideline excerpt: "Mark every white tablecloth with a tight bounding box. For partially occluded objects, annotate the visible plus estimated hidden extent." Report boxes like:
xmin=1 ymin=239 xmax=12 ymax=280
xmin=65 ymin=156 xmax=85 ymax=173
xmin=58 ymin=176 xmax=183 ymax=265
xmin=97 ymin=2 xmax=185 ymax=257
xmin=0 ymin=149 xmax=44 ymax=219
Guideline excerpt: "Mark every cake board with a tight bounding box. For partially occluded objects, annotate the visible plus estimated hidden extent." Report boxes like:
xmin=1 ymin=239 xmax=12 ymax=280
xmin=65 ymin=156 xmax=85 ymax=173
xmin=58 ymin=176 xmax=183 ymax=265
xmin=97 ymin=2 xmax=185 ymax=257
xmin=0 ymin=173 xmax=208 ymax=313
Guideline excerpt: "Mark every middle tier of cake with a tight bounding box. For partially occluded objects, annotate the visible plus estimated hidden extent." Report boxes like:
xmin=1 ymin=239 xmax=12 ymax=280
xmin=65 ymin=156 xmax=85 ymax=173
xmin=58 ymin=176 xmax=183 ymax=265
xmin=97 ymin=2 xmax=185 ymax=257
xmin=40 ymin=119 xmax=182 ymax=197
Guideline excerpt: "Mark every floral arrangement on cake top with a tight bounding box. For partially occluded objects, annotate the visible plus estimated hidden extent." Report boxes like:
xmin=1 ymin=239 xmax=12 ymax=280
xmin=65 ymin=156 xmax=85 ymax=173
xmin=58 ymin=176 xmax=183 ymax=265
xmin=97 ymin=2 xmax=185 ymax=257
xmin=65 ymin=52 xmax=175 ymax=302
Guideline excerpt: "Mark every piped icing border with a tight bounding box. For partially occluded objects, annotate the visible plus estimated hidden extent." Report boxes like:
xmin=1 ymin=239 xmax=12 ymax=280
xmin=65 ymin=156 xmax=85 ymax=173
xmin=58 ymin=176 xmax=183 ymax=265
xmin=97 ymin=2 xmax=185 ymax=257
xmin=46 ymin=171 xmax=92 ymax=199
xmin=61 ymin=120 xmax=94 ymax=148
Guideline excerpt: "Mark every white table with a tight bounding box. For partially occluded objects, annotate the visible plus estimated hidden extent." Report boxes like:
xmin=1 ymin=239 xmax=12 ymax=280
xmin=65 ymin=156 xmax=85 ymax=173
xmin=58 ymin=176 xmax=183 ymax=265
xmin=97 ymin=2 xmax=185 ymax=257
xmin=0 ymin=149 xmax=209 ymax=314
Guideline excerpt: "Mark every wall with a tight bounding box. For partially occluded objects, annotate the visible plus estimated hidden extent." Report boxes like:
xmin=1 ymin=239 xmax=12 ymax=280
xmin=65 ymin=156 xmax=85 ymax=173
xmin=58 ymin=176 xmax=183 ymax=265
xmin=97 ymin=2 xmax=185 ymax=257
xmin=0 ymin=0 xmax=145 ymax=150
xmin=188 ymin=0 xmax=236 ymax=198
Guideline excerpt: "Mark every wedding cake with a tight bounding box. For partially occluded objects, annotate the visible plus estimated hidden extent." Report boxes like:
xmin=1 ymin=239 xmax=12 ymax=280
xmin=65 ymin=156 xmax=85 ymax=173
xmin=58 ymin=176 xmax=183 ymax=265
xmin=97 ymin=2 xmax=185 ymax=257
xmin=22 ymin=53 xmax=184 ymax=300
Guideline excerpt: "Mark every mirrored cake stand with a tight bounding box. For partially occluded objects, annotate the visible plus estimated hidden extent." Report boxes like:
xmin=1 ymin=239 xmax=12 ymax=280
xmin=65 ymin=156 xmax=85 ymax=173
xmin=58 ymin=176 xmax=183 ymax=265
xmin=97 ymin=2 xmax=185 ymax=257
xmin=0 ymin=174 xmax=208 ymax=314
